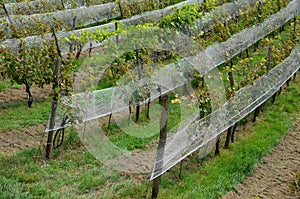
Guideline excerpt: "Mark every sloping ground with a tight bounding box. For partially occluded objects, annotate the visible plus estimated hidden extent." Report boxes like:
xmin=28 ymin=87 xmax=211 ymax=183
xmin=222 ymin=118 xmax=300 ymax=199
xmin=0 ymin=124 xmax=46 ymax=152
xmin=0 ymin=84 xmax=51 ymax=105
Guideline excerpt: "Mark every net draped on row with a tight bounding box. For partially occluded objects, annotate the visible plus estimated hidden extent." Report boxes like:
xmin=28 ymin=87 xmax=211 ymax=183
xmin=1 ymin=0 xmax=271 ymax=53
xmin=0 ymin=0 xmax=115 ymax=16
xmin=150 ymin=45 xmax=300 ymax=179
xmin=45 ymin=0 xmax=300 ymax=132
xmin=0 ymin=0 xmax=201 ymax=42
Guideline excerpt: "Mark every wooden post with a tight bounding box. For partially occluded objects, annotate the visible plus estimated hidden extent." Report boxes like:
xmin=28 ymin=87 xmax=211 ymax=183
xmin=152 ymin=94 xmax=169 ymax=199
xmin=46 ymin=58 xmax=60 ymax=159
xmin=258 ymin=2 xmax=262 ymax=23
xmin=266 ymin=44 xmax=272 ymax=72
xmin=293 ymin=16 xmax=297 ymax=40
xmin=286 ymin=78 xmax=291 ymax=87
xmin=146 ymin=98 xmax=151 ymax=119
xmin=215 ymin=136 xmax=220 ymax=156
xmin=128 ymin=103 xmax=132 ymax=124
xmin=255 ymin=40 xmax=259 ymax=50
xmin=253 ymin=37 xmax=257 ymax=52
xmin=117 ymin=0 xmax=124 ymax=19
xmin=108 ymin=113 xmax=112 ymax=127
xmin=115 ymin=22 xmax=119 ymax=45
xmin=278 ymin=86 xmax=282 ymax=95
xmin=271 ymin=91 xmax=277 ymax=102
xmin=135 ymin=102 xmax=140 ymax=123
xmin=253 ymin=106 xmax=260 ymax=122
xmin=134 ymin=45 xmax=142 ymax=123
xmin=225 ymin=55 xmax=235 ymax=149
xmin=69 ymin=17 xmax=77 ymax=54
xmin=178 ymin=160 xmax=183 ymax=179
xmin=2 ymin=4 xmax=12 ymax=24
xmin=231 ymin=123 xmax=237 ymax=143
xmin=245 ymin=48 xmax=249 ymax=58
xmin=224 ymin=127 xmax=232 ymax=149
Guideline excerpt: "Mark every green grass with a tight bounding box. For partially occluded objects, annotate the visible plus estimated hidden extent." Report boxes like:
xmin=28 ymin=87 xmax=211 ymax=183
xmin=0 ymin=4 xmax=298 ymax=199
xmin=0 ymin=79 xmax=21 ymax=91
xmin=0 ymin=176 xmax=31 ymax=199
xmin=0 ymin=100 xmax=51 ymax=132
xmin=104 ymin=97 xmax=197 ymax=151
xmin=157 ymin=75 xmax=300 ymax=199
xmin=0 ymin=73 xmax=298 ymax=199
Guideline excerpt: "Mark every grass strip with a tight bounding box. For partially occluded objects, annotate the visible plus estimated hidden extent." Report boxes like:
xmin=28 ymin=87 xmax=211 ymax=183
xmin=157 ymin=74 xmax=300 ymax=198
xmin=0 ymin=100 xmax=51 ymax=132
xmin=0 ymin=73 xmax=298 ymax=198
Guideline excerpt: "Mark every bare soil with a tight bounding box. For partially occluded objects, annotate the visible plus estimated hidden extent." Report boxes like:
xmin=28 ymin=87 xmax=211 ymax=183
xmin=222 ymin=118 xmax=300 ymax=199
xmin=0 ymin=84 xmax=51 ymax=152
xmin=0 ymin=84 xmax=51 ymax=105
xmin=0 ymin=124 xmax=47 ymax=153
xmin=0 ymin=82 xmax=299 ymax=198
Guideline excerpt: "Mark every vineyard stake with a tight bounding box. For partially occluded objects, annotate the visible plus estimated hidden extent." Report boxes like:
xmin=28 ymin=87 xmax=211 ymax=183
xmin=225 ymin=53 xmax=235 ymax=149
xmin=152 ymin=94 xmax=169 ymax=199
xmin=272 ymin=93 xmax=277 ymax=103
xmin=224 ymin=127 xmax=233 ymax=149
xmin=294 ymin=16 xmax=297 ymax=33
xmin=215 ymin=136 xmax=220 ymax=156
xmin=266 ymin=44 xmax=272 ymax=72
xmin=231 ymin=123 xmax=237 ymax=143
xmin=46 ymin=58 xmax=60 ymax=159
xmin=253 ymin=107 xmax=260 ymax=122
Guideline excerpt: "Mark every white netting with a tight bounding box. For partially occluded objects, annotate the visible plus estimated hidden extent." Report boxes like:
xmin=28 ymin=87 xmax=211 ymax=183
xmin=0 ymin=0 xmax=186 ymax=17
xmin=45 ymin=0 xmax=300 ymax=131
xmin=0 ymin=0 xmax=112 ymax=17
xmin=0 ymin=2 xmax=119 ymax=41
xmin=43 ymin=0 xmax=299 ymax=177
xmin=0 ymin=0 xmax=201 ymax=51
xmin=187 ymin=0 xmax=299 ymax=72
xmin=45 ymin=26 xmax=205 ymax=132
xmin=191 ymin=0 xmax=265 ymax=34
xmin=151 ymin=46 xmax=300 ymax=180
xmin=0 ymin=0 xmax=286 ymax=54
xmin=1 ymin=0 xmax=63 ymax=17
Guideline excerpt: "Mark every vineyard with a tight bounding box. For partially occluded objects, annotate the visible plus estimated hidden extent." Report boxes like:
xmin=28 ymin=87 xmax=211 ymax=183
xmin=0 ymin=0 xmax=299 ymax=198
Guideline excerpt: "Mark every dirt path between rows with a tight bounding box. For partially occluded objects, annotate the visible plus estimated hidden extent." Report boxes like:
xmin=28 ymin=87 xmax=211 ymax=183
xmin=222 ymin=118 xmax=300 ymax=199
xmin=0 ymin=82 xmax=299 ymax=198
xmin=0 ymin=124 xmax=47 ymax=153
xmin=0 ymin=84 xmax=51 ymax=105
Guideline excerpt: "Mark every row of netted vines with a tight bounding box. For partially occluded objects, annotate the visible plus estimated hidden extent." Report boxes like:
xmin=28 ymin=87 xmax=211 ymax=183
xmin=44 ymin=0 xmax=299 ymax=133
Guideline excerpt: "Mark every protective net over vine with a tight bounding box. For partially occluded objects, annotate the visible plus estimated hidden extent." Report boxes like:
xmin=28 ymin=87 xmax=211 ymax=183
xmin=150 ymin=46 xmax=300 ymax=179
xmin=44 ymin=0 xmax=299 ymax=177
xmin=45 ymin=0 xmax=299 ymax=138
xmin=1 ymin=3 xmax=118 ymax=40
xmin=0 ymin=0 xmax=200 ymax=52
xmin=1 ymin=0 xmax=296 ymax=55
xmin=0 ymin=0 xmax=112 ymax=16
xmin=45 ymin=26 xmax=206 ymax=132
xmin=47 ymin=38 xmax=300 ymax=178
xmin=191 ymin=0 xmax=269 ymax=35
